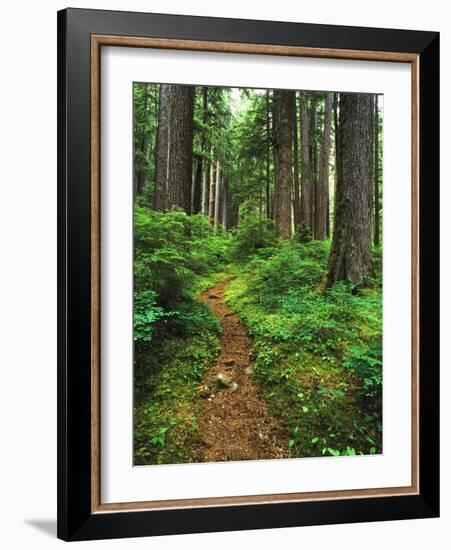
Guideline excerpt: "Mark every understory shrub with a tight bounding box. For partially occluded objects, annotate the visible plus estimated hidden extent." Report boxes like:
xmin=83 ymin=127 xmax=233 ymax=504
xmin=229 ymin=213 xmax=278 ymax=259
xmin=134 ymin=206 xmax=229 ymax=343
xmin=343 ymin=335 xmax=383 ymax=406
xmin=225 ymin=239 xmax=383 ymax=457
xmin=248 ymin=242 xmax=329 ymax=300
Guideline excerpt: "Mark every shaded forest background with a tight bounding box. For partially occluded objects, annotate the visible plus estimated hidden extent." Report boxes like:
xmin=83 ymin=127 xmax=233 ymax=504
xmin=133 ymin=83 xmax=383 ymax=465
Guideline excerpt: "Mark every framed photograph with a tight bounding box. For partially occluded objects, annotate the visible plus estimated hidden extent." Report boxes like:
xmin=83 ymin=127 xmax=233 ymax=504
xmin=57 ymin=8 xmax=439 ymax=541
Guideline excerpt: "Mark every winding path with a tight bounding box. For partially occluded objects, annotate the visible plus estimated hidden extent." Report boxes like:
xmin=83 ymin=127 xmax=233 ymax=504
xmin=192 ymin=280 xmax=289 ymax=463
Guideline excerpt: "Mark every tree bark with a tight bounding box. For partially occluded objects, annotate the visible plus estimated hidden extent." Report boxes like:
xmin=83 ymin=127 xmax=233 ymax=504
xmin=192 ymin=87 xmax=208 ymax=214
xmin=214 ymin=160 xmax=221 ymax=231
xmin=273 ymin=90 xmax=294 ymax=239
xmin=221 ymin=173 xmax=228 ymax=229
xmin=333 ymin=92 xmax=339 ymax=230
xmin=154 ymin=84 xmax=171 ymax=210
xmin=135 ymin=85 xmax=151 ymax=197
xmin=374 ymin=95 xmax=380 ymax=246
xmin=208 ymin=150 xmax=215 ymax=222
xmin=310 ymin=94 xmax=318 ymax=229
xmin=201 ymin=159 xmax=208 ymax=215
xmin=259 ymin=162 xmax=264 ymax=221
xmin=271 ymin=93 xmax=279 ymax=222
xmin=300 ymin=92 xmax=311 ymax=229
xmin=323 ymin=93 xmax=373 ymax=287
xmin=292 ymin=92 xmax=301 ymax=230
xmin=326 ymin=193 xmax=330 ymax=238
xmin=314 ymin=92 xmax=333 ymax=240
xmin=166 ymin=85 xmax=195 ymax=213
xmin=266 ymin=91 xmax=271 ymax=218
xmin=192 ymin=156 xmax=202 ymax=214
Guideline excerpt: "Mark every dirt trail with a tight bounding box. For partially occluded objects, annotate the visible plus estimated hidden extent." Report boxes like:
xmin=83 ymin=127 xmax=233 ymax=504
xmin=193 ymin=280 xmax=289 ymax=463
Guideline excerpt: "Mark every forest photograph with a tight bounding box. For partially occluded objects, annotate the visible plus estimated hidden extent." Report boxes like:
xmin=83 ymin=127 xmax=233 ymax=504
xmin=133 ymin=82 xmax=383 ymax=466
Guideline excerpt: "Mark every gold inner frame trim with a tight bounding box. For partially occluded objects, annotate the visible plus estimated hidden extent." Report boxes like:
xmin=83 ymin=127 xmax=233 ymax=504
xmin=90 ymin=34 xmax=420 ymax=514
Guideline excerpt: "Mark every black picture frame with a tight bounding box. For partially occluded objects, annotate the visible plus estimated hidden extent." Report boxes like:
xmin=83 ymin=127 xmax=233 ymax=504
xmin=57 ymin=7 xmax=439 ymax=541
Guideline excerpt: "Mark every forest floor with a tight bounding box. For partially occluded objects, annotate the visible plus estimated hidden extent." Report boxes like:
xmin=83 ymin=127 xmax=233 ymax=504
xmin=192 ymin=280 xmax=290 ymax=462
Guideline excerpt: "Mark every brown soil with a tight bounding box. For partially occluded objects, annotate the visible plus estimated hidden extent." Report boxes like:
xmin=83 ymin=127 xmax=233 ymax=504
xmin=192 ymin=280 xmax=289 ymax=463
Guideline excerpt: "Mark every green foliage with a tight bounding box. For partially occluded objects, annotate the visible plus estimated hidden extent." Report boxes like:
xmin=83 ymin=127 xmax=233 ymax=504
xmin=133 ymin=207 xmax=227 ymax=465
xmin=134 ymin=207 xmax=229 ymax=339
xmin=133 ymin=83 xmax=159 ymax=192
xmin=134 ymin=333 xmax=220 ymax=465
xmin=133 ymin=290 xmax=167 ymax=343
xmin=135 ymin=208 xmax=229 ymax=292
xmin=294 ymin=223 xmax=313 ymax=244
xmin=227 ymin=90 xmax=271 ymax=215
xmin=229 ymin=213 xmax=278 ymax=259
xmin=135 ymin=207 xmax=195 ymax=304
xmin=165 ymin=300 xmax=222 ymax=338
xmin=248 ymin=241 xmax=329 ymax=297
xmin=343 ymin=336 xmax=383 ymax=403
xmin=132 ymin=84 xmax=384 ymax=465
xmin=226 ymin=239 xmax=383 ymax=458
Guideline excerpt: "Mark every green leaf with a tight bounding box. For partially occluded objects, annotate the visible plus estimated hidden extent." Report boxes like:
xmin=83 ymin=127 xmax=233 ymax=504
xmin=327 ymin=448 xmax=340 ymax=457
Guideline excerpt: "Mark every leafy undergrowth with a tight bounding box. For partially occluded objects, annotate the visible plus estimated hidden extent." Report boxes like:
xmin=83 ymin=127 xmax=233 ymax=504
xmin=226 ymin=239 xmax=382 ymax=458
xmin=134 ymin=332 xmax=220 ymax=465
xmin=133 ymin=207 xmax=228 ymax=464
xmin=133 ymin=209 xmax=383 ymax=463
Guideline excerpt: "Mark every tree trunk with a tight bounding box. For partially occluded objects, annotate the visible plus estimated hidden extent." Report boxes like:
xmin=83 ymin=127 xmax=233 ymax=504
xmin=310 ymin=94 xmax=318 ymax=229
xmin=154 ymin=84 xmax=171 ymax=210
xmin=271 ymin=93 xmax=279 ymax=222
xmin=322 ymin=93 xmax=373 ymax=287
xmin=314 ymin=92 xmax=333 ymax=240
xmin=201 ymin=159 xmax=208 ymax=215
xmin=266 ymin=91 xmax=271 ymax=218
xmin=208 ymin=151 xmax=215 ymax=222
xmin=332 ymin=92 xmax=339 ymax=232
xmin=300 ymin=92 xmax=311 ymax=229
xmin=374 ymin=95 xmax=380 ymax=246
xmin=192 ymin=87 xmax=208 ymax=214
xmin=135 ymin=85 xmax=151 ymax=197
xmin=326 ymin=193 xmax=330 ymax=238
xmin=273 ymin=90 xmax=294 ymax=239
xmin=259 ymin=162 xmax=264 ymax=221
xmin=214 ymin=160 xmax=221 ymax=231
xmin=166 ymin=85 xmax=195 ymax=213
xmin=292 ymin=92 xmax=301 ymax=230
xmin=221 ymin=173 xmax=228 ymax=229
xmin=192 ymin=156 xmax=202 ymax=214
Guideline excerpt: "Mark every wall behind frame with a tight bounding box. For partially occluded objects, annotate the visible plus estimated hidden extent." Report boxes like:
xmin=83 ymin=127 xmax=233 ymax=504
xmin=0 ymin=1 xmax=447 ymax=550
